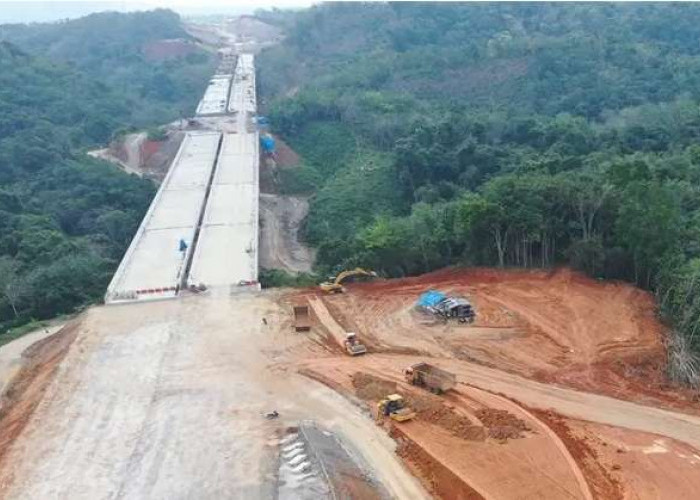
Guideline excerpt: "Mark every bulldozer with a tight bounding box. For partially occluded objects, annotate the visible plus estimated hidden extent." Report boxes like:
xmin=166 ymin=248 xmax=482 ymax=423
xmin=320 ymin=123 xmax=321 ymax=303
xmin=377 ymin=394 xmax=416 ymax=422
xmin=343 ymin=332 xmax=367 ymax=356
xmin=320 ymin=268 xmax=377 ymax=294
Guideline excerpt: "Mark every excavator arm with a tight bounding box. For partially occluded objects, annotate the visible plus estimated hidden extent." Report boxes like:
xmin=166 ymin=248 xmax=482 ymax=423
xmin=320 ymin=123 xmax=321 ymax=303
xmin=333 ymin=268 xmax=377 ymax=285
xmin=320 ymin=268 xmax=377 ymax=293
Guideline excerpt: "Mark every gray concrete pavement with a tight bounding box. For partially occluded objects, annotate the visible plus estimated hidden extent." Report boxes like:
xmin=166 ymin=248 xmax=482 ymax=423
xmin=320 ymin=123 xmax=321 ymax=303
xmin=189 ymin=55 xmax=259 ymax=290
xmin=188 ymin=132 xmax=259 ymax=289
xmin=196 ymin=75 xmax=232 ymax=116
xmin=105 ymin=131 xmax=221 ymax=302
xmin=107 ymin=53 xmax=261 ymax=301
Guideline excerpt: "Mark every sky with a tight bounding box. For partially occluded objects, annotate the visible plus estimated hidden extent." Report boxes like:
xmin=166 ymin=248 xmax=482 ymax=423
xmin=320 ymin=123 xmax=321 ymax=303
xmin=0 ymin=0 xmax=315 ymax=23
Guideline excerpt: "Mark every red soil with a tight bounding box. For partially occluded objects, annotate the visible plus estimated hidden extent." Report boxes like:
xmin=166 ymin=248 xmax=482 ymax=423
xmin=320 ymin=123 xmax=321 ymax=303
xmin=140 ymin=139 xmax=161 ymax=162
xmin=0 ymin=323 xmax=78 ymax=477
xmin=322 ymin=267 xmax=697 ymax=411
xmin=391 ymin=426 xmax=485 ymax=500
xmin=272 ymin=135 xmax=301 ymax=167
xmin=531 ymin=409 xmax=623 ymax=500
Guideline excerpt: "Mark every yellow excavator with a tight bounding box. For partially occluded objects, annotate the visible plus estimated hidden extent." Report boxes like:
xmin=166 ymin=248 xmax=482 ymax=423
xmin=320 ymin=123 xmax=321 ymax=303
xmin=320 ymin=268 xmax=377 ymax=294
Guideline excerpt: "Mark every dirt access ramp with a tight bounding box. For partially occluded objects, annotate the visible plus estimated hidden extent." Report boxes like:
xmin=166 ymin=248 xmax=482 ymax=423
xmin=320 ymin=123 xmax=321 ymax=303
xmin=259 ymin=194 xmax=316 ymax=273
xmin=302 ymin=361 xmax=593 ymax=500
xmin=326 ymin=267 xmax=696 ymax=408
xmin=308 ymin=296 xmax=350 ymax=350
xmin=308 ymin=353 xmax=700 ymax=450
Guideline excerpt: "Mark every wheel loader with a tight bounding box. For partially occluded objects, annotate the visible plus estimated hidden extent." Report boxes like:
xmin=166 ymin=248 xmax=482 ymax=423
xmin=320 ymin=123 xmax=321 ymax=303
xmin=377 ymin=394 xmax=416 ymax=422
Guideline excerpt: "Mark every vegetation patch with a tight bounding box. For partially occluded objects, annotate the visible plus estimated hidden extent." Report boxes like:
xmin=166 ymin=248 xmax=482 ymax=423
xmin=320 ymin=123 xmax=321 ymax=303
xmin=259 ymin=3 xmax=700 ymax=383
xmin=0 ymin=10 xmax=215 ymax=332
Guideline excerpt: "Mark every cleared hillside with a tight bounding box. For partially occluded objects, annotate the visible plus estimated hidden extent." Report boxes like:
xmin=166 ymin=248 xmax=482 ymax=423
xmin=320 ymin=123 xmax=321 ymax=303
xmin=258 ymin=4 xmax=700 ymax=378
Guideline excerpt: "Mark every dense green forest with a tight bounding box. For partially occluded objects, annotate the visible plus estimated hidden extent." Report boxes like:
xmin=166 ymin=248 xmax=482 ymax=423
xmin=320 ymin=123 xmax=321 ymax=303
xmin=259 ymin=3 xmax=700 ymax=385
xmin=0 ymin=10 xmax=215 ymax=336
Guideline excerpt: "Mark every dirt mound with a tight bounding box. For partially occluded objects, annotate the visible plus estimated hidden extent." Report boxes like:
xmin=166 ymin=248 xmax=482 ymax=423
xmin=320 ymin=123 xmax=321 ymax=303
xmin=407 ymin=394 xmax=486 ymax=441
xmin=351 ymin=372 xmax=397 ymax=400
xmin=351 ymin=372 xmax=485 ymax=441
xmin=475 ymin=408 xmax=530 ymax=440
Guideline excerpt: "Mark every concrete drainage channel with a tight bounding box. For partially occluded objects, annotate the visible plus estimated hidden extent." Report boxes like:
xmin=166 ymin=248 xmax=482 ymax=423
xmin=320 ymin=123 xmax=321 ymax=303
xmin=277 ymin=422 xmax=390 ymax=500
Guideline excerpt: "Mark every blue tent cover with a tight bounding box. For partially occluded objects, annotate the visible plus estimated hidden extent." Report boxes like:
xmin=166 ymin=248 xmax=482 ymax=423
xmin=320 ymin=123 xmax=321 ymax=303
xmin=260 ymin=134 xmax=276 ymax=152
xmin=417 ymin=290 xmax=446 ymax=308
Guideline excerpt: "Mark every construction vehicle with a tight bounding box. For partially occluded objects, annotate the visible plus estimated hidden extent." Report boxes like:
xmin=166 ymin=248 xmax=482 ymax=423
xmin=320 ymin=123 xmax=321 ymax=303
xmin=404 ymin=362 xmax=456 ymax=395
xmin=377 ymin=394 xmax=416 ymax=422
xmin=320 ymin=268 xmax=377 ymax=294
xmin=343 ymin=332 xmax=367 ymax=356
xmin=293 ymin=304 xmax=311 ymax=332
xmin=417 ymin=290 xmax=475 ymax=323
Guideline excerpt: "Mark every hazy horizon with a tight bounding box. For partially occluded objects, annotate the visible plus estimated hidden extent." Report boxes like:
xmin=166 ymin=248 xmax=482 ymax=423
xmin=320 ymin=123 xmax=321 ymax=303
xmin=0 ymin=1 xmax=312 ymax=24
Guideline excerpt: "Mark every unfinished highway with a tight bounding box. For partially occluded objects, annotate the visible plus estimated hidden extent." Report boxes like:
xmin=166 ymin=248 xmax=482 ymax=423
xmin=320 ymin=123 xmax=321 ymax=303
xmin=0 ymin=51 xmax=426 ymax=500
xmin=4 ymin=51 xmax=700 ymax=500
xmin=189 ymin=54 xmax=259 ymax=288
xmin=105 ymin=53 xmax=259 ymax=302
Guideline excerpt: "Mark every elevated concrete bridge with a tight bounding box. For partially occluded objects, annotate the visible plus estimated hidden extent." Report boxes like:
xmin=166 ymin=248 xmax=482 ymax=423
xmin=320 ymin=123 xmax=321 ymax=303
xmin=106 ymin=54 xmax=259 ymax=303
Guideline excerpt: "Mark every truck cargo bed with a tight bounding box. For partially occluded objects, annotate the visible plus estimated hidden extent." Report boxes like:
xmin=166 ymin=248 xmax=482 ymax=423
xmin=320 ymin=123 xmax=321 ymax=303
xmin=293 ymin=304 xmax=311 ymax=332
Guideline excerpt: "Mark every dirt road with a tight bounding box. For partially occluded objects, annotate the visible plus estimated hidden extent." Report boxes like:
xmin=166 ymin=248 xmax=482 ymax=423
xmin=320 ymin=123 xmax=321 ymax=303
xmin=0 ymin=294 xmax=426 ymax=499
xmin=298 ymin=273 xmax=700 ymax=499
xmin=87 ymin=148 xmax=144 ymax=177
xmin=0 ymin=324 xmax=65 ymax=395
xmin=304 ymin=354 xmax=700 ymax=450
xmin=259 ymin=194 xmax=316 ymax=273
xmin=122 ymin=132 xmax=146 ymax=169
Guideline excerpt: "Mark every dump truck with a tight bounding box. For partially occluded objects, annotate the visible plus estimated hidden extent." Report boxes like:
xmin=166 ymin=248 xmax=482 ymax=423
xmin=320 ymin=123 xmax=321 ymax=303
xmin=343 ymin=332 xmax=367 ymax=356
xmin=320 ymin=268 xmax=377 ymax=294
xmin=377 ymin=394 xmax=416 ymax=422
xmin=417 ymin=290 xmax=475 ymax=323
xmin=293 ymin=304 xmax=311 ymax=332
xmin=404 ymin=362 xmax=456 ymax=394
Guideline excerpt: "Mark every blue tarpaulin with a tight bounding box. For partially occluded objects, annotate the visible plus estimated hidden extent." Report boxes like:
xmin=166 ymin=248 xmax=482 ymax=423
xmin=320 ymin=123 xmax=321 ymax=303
xmin=260 ymin=134 xmax=275 ymax=153
xmin=417 ymin=290 xmax=446 ymax=308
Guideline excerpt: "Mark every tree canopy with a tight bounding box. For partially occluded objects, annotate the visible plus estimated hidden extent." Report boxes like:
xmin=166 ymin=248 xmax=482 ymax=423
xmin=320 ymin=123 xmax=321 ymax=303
xmin=0 ymin=10 xmax=214 ymax=334
xmin=259 ymin=3 xmax=700 ymax=383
